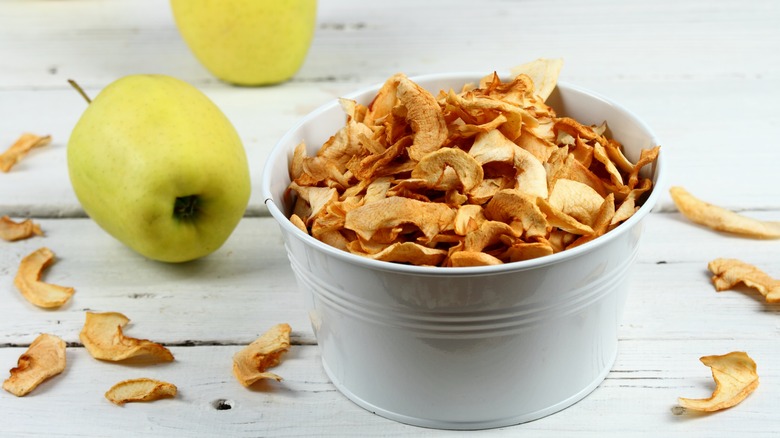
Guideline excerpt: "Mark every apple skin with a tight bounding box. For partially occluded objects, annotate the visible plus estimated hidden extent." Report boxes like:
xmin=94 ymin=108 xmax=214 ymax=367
xmin=170 ymin=0 xmax=317 ymax=86
xmin=67 ymin=74 xmax=251 ymax=263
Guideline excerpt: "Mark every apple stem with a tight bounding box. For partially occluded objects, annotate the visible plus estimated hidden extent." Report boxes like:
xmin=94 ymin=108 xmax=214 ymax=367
xmin=68 ymin=79 xmax=92 ymax=104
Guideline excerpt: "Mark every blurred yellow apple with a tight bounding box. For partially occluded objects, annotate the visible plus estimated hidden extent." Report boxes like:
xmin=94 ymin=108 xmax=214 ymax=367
xmin=170 ymin=0 xmax=317 ymax=86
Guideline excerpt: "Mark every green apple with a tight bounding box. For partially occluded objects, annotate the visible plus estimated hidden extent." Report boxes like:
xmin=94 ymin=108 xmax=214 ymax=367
xmin=67 ymin=74 xmax=251 ymax=263
xmin=170 ymin=0 xmax=317 ymax=86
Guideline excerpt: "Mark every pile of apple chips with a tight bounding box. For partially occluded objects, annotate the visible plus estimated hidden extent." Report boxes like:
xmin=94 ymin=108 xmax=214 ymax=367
xmin=286 ymin=61 xmax=660 ymax=267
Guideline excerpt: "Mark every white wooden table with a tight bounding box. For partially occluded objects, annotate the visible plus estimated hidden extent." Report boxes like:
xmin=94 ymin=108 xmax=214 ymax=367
xmin=2 ymin=1 xmax=779 ymax=436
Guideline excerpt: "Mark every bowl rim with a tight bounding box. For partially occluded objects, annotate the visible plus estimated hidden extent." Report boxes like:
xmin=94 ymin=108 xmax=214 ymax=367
xmin=261 ymin=72 xmax=665 ymax=276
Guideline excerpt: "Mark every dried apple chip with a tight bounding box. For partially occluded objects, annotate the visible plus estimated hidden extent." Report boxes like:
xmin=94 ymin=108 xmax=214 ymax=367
xmin=536 ymin=197 xmax=594 ymax=236
xmin=448 ymin=251 xmax=503 ymax=267
xmin=603 ymin=138 xmax=634 ymax=174
xmin=568 ymin=193 xmax=616 ymax=249
xmin=454 ymin=204 xmax=486 ymax=235
xmin=345 ymin=196 xmax=456 ymax=242
xmin=468 ymin=178 xmax=506 ymax=205
xmin=287 ymin=182 xmax=338 ymax=225
xmin=470 ymin=129 xmax=548 ymax=198
xmin=445 ymin=89 xmax=534 ymax=141
xmin=351 ymin=136 xmax=410 ymax=181
xmin=548 ymin=179 xmax=604 ymax=226
xmin=464 ymin=220 xmax=518 ymax=252
xmin=592 ymin=141 xmax=624 ymax=186
xmin=0 ymin=216 xmax=43 ymax=241
xmin=485 ymin=189 xmax=548 ymax=239
xmin=105 ymin=378 xmax=177 ymax=405
xmin=504 ymin=241 xmax=554 ymax=262
xmin=14 ymin=247 xmax=74 ymax=308
xmin=3 ymin=333 xmax=66 ymax=396
xmin=627 ymin=145 xmax=660 ymax=189
xmin=550 ymin=154 xmax=607 ymax=197
xmin=368 ymin=242 xmax=447 ymax=265
xmin=708 ymin=258 xmax=780 ymax=303
xmin=289 ymin=214 xmax=307 ymax=234
xmin=233 ymin=323 xmax=291 ymax=387
xmin=411 ymin=147 xmax=484 ymax=192
xmin=678 ymin=351 xmax=759 ymax=412
xmin=670 ymin=186 xmax=780 ymax=238
xmin=0 ymin=133 xmax=51 ymax=172
xmin=365 ymin=74 xmax=400 ymax=125
xmin=509 ymin=58 xmax=563 ymax=101
xmin=395 ymin=74 xmax=448 ymax=161
xmin=80 ymin=312 xmax=174 ymax=362
xmin=611 ymin=179 xmax=652 ymax=226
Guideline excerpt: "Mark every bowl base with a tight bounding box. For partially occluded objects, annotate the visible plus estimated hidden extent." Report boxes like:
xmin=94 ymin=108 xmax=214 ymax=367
xmin=321 ymin=348 xmax=617 ymax=430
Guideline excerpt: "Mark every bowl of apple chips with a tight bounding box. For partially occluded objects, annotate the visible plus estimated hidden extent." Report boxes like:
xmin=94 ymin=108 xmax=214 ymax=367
xmin=261 ymin=59 xmax=664 ymax=429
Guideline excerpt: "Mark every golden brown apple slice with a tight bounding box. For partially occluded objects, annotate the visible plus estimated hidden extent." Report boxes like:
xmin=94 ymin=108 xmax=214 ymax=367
xmin=3 ymin=333 xmax=66 ymax=396
xmin=14 ymin=247 xmax=74 ymax=308
xmin=80 ymin=312 xmax=174 ymax=362
xmin=0 ymin=216 xmax=43 ymax=241
xmin=678 ymin=351 xmax=759 ymax=412
xmin=233 ymin=323 xmax=291 ymax=387
xmin=105 ymin=378 xmax=177 ymax=405
xmin=0 ymin=133 xmax=51 ymax=172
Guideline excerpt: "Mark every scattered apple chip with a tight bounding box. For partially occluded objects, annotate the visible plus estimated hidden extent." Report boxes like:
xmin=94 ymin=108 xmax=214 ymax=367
xmin=105 ymin=378 xmax=177 ymax=405
xmin=678 ymin=351 xmax=759 ymax=412
xmin=286 ymin=61 xmax=660 ymax=266
xmin=3 ymin=333 xmax=66 ymax=396
xmin=80 ymin=312 xmax=174 ymax=362
xmin=0 ymin=216 xmax=43 ymax=241
xmin=708 ymin=258 xmax=780 ymax=303
xmin=670 ymin=186 xmax=780 ymax=239
xmin=14 ymin=247 xmax=74 ymax=308
xmin=233 ymin=323 xmax=291 ymax=387
xmin=0 ymin=133 xmax=51 ymax=172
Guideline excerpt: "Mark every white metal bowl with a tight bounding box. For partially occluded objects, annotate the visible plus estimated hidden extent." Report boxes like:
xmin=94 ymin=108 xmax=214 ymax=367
xmin=261 ymin=72 xmax=664 ymax=430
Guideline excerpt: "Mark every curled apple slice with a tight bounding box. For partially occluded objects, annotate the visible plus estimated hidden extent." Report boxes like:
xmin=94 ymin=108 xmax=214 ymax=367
xmin=105 ymin=378 xmax=177 ymax=405
xmin=670 ymin=186 xmax=780 ymax=238
xmin=0 ymin=216 xmax=43 ymax=241
xmin=233 ymin=323 xmax=291 ymax=387
xmin=345 ymin=196 xmax=456 ymax=242
xmin=708 ymin=258 xmax=780 ymax=303
xmin=0 ymin=133 xmax=51 ymax=172
xmin=80 ymin=312 xmax=174 ymax=362
xmin=3 ymin=333 xmax=66 ymax=396
xmin=509 ymin=58 xmax=563 ymax=102
xmin=412 ymin=147 xmax=484 ymax=192
xmin=678 ymin=351 xmax=759 ymax=412
xmin=14 ymin=247 xmax=75 ymax=308
xmin=394 ymin=74 xmax=448 ymax=162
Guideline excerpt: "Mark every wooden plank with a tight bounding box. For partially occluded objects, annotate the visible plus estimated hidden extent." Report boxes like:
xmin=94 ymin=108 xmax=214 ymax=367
xmin=0 ymin=339 xmax=775 ymax=437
